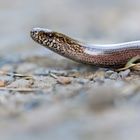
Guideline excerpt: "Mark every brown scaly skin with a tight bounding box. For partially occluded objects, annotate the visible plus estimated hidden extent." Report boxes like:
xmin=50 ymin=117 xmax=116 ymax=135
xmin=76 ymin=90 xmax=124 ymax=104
xmin=30 ymin=28 xmax=140 ymax=68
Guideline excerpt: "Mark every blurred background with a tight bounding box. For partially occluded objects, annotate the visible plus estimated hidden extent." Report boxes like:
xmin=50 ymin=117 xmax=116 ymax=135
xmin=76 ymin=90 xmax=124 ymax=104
xmin=1 ymin=0 xmax=140 ymax=140
xmin=1 ymin=0 xmax=140 ymax=57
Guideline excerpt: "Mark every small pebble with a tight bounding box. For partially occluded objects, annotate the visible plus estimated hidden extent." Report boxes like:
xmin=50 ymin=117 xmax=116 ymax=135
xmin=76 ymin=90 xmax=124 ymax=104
xmin=109 ymin=72 xmax=119 ymax=80
xmin=57 ymin=76 xmax=72 ymax=85
xmin=0 ymin=81 xmax=5 ymax=87
xmin=119 ymin=69 xmax=130 ymax=78
xmin=7 ymin=79 xmax=33 ymax=88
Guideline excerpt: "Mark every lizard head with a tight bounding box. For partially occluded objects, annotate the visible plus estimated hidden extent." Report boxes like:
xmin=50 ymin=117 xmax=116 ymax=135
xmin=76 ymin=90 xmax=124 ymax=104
xmin=30 ymin=28 xmax=55 ymax=46
xmin=30 ymin=27 xmax=84 ymax=55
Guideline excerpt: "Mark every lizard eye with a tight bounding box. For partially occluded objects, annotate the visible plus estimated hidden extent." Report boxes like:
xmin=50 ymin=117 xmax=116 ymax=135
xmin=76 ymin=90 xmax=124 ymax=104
xmin=49 ymin=33 xmax=53 ymax=38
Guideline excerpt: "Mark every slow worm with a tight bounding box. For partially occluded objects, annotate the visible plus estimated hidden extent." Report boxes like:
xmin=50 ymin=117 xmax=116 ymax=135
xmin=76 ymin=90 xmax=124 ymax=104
xmin=30 ymin=28 xmax=140 ymax=68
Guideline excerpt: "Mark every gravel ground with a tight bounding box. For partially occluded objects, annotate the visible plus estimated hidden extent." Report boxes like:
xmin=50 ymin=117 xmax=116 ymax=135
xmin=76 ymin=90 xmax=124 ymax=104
xmin=0 ymin=0 xmax=140 ymax=140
